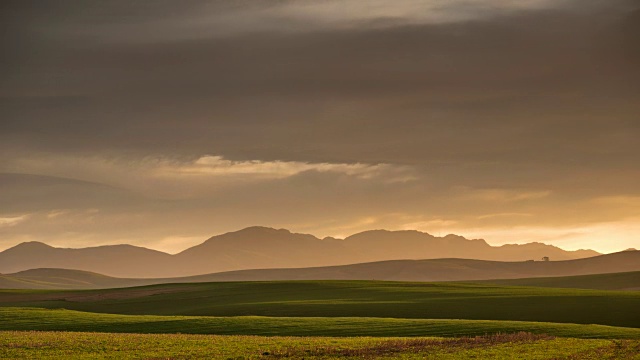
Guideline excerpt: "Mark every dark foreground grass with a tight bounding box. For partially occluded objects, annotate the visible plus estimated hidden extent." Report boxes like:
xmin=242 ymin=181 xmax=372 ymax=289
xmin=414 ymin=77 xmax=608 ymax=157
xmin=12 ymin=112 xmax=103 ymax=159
xmin=2 ymin=331 xmax=639 ymax=359
xmin=2 ymin=308 xmax=640 ymax=339
xmin=1 ymin=281 xmax=639 ymax=328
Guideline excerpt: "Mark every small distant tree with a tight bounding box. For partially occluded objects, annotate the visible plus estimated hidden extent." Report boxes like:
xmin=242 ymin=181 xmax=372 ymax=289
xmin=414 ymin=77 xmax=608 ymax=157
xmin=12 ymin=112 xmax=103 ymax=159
xmin=542 ymin=256 xmax=550 ymax=262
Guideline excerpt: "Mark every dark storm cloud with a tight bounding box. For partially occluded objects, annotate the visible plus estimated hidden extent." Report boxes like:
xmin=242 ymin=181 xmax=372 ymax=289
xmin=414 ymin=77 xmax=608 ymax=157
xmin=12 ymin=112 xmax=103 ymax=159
xmin=1 ymin=0 xmax=639 ymax=252
xmin=1 ymin=0 xmax=638 ymax=164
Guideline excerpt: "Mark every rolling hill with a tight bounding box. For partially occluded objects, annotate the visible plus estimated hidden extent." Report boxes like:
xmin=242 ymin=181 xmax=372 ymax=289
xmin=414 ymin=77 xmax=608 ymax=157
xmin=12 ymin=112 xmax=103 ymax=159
xmin=1 ymin=250 xmax=638 ymax=290
xmin=0 ymin=226 xmax=600 ymax=277
xmin=177 ymin=250 xmax=640 ymax=284
xmin=0 ymin=268 xmax=143 ymax=290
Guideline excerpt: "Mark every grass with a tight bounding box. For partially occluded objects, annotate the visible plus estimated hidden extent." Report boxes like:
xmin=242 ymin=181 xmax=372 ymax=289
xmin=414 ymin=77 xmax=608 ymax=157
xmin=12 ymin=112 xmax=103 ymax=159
xmin=1 ymin=331 xmax=639 ymax=359
xmin=477 ymin=271 xmax=640 ymax=291
xmin=2 ymin=281 xmax=639 ymax=358
xmin=1 ymin=281 xmax=639 ymax=328
xmin=1 ymin=308 xmax=640 ymax=339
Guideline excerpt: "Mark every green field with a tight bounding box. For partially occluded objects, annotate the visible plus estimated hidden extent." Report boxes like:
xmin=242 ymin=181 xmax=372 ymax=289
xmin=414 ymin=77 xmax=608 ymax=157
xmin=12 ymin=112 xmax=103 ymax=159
xmin=1 ymin=307 xmax=640 ymax=339
xmin=2 ymin=280 xmax=639 ymax=358
xmin=1 ymin=281 xmax=639 ymax=328
xmin=2 ymin=331 xmax=640 ymax=360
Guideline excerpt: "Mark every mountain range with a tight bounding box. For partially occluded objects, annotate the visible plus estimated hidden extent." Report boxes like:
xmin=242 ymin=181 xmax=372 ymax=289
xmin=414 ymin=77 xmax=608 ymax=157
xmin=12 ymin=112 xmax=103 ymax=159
xmin=0 ymin=226 xmax=600 ymax=278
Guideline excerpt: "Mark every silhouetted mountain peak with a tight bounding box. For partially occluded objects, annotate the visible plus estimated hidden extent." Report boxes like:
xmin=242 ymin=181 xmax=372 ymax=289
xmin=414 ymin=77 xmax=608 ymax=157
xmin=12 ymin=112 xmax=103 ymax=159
xmin=345 ymin=229 xmax=435 ymax=241
xmin=6 ymin=241 xmax=53 ymax=252
xmin=443 ymin=234 xmax=488 ymax=244
xmin=240 ymin=226 xmax=295 ymax=235
xmin=453 ymin=236 xmax=490 ymax=246
xmin=322 ymin=236 xmax=342 ymax=242
xmin=346 ymin=229 xmax=391 ymax=237
xmin=182 ymin=226 xmax=321 ymax=256
xmin=215 ymin=226 xmax=295 ymax=239
xmin=443 ymin=234 xmax=463 ymax=238
xmin=500 ymin=242 xmax=556 ymax=249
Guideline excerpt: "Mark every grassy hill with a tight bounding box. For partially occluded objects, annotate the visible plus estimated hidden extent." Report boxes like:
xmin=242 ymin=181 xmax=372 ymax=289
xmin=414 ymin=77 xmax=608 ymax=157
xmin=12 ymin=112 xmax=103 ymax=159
xmin=2 ymin=251 xmax=639 ymax=290
xmin=1 ymin=281 xmax=639 ymax=328
xmin=0 ymin=268 xmax=142 ymax=289
xmin=0 ymin=274 xmax=34 ymax=289
xmin=179 ymin=250 xmax=640 ymax=283
xmin=477 ymin=271 xmax=640 ymax=291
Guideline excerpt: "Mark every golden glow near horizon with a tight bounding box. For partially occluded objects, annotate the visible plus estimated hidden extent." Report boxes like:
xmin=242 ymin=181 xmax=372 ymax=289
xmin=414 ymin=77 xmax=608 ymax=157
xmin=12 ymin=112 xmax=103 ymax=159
xmin=1 ymin=220 xmax=637 ymax=255
xmin=1 ymin=0 xmax=638 ymax=255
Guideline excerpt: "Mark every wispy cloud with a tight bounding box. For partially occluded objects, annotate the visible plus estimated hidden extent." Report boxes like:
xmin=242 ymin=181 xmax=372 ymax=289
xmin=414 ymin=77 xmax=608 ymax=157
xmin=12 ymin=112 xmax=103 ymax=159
xmin=459 ymin=188 xmax=552 ymax=202
xmin=2 ymin=153 xmax=414 ymax=199
xmin=73 ymin=0 xmax=575 ymax=43
xmin=158 ymin=155 xmax=394 ymax=179
xmin=0 ymin=215 xmax=30 ymax=227
xmin=477 ymin=213 xmax=533 ymax=220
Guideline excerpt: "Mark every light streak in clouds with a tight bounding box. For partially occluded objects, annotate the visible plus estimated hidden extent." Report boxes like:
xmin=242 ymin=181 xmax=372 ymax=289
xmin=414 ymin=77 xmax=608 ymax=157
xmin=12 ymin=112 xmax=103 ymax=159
xmin=48 ymin=0 xmax=578 ymax=43
xmin=476 ymin=213 xmax=534 ymax=220
xmin=0 ymin=215 xmax=30 ymax=227
xmin=161 ymin=155 xmax=394 ymax=179
xmin=457 ymin=187 xmax=552 ymax=202
xmin=2 ymin=153 xmax=414 ymax=199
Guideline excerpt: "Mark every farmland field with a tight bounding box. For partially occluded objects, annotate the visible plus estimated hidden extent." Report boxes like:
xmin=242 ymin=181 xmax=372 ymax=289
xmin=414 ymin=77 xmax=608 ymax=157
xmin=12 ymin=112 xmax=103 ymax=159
xmin=2 ymin=308 xmax=640 ymax=339
xmin=2 ymin=331 xmax=640 ymax=359
xmin=1 ymin=281 xmax=639 ymax=328
xmin=2 ymin=280 xmax=639 ymax=358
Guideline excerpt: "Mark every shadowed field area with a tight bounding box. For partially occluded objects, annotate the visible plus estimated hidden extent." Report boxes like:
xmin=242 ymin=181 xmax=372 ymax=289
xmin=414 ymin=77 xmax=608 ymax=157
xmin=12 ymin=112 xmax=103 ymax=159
xmin=1 ymin=307 xmax=640 ymax=339
xmin=1 ymin=331 xmax=639 ymax=359
xmin=1 ymin=281 xmax=639 ymax=328
xmin=476 ymin=271 xmax=640 ymax=291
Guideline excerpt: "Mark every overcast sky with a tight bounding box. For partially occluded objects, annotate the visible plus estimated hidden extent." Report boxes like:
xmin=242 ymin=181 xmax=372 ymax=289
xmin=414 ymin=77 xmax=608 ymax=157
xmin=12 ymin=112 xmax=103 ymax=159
xmin=1 ymin=0 xmax=639 ymax=253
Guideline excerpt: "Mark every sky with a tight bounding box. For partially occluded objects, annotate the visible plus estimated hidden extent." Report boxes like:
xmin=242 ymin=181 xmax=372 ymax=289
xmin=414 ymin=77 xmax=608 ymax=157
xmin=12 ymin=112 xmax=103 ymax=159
xmin=1 ymin=0 xmax=639 ymax=254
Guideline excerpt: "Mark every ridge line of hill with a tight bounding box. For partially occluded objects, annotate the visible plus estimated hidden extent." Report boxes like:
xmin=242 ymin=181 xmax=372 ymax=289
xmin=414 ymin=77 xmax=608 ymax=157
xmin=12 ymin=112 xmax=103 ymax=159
xmin=1 ymin=250 xmax=638 ymax=290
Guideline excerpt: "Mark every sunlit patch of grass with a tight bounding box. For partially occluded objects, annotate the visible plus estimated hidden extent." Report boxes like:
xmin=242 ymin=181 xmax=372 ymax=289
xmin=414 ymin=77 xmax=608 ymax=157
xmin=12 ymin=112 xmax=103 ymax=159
xmin=269 ymin=332 xmax=555 ymax=358
xmin=1 ymin=331 xmax=638 ymax=359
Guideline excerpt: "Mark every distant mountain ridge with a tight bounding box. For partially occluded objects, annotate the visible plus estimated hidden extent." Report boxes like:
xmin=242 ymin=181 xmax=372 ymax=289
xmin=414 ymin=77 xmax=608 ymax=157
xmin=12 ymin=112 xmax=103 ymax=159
xmin=0 ymin=226 xmax=600 ymax=278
